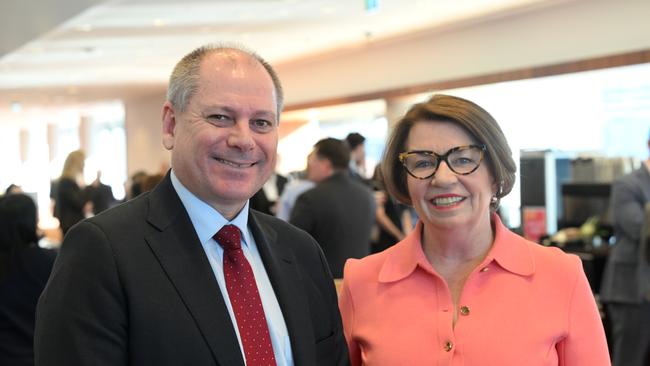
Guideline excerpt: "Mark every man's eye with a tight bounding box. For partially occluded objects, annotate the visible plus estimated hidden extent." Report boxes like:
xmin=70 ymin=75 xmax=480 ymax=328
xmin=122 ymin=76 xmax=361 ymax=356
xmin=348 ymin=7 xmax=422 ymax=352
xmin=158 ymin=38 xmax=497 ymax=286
xmin=252 ymin=119 xmax=273 ymax=131
xmin=207 ymin=114 xmax=229 ymax=121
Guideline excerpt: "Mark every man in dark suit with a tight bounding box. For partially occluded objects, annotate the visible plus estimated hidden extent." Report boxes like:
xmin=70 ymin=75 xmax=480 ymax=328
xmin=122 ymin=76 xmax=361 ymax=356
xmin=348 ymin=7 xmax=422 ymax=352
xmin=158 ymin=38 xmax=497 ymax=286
xmin=600 ymin=131 xmax=650 ymax=366
xmin=35 ymin=45 xmax=348 ymax=366
xmin=290 ymin=138 xmax=375 ymax=278
xmin=84 ymin=170 xmax=116 ymax=215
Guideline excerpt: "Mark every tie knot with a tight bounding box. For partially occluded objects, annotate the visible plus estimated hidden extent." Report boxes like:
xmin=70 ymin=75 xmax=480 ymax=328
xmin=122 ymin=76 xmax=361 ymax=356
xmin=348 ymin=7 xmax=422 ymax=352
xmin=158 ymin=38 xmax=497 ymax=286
xmin=215 ymin=224 xmax=242 ymax=251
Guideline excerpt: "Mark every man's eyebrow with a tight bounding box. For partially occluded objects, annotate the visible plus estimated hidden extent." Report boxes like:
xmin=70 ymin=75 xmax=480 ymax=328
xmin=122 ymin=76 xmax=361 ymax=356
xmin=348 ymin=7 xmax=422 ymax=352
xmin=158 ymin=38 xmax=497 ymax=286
xmin=203 ymin=105 xmax=276 ymax=119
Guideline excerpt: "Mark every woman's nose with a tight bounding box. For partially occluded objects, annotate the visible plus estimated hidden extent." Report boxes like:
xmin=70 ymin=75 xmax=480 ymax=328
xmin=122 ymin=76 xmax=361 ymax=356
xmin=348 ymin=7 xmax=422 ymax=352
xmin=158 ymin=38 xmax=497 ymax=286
xmin=431 ymin=160 xmax=457 ymax=186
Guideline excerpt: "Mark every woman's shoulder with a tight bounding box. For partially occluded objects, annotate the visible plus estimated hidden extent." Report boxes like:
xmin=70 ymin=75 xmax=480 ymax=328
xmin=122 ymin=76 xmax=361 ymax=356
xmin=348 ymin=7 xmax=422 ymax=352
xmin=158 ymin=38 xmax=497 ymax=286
xmin=343 ymin=243 xmax=402 ymax=280
xmin=518 ymin=234 xmax=583 ymax=275
xmin=494 ymin=218 xmax=581 ymax=275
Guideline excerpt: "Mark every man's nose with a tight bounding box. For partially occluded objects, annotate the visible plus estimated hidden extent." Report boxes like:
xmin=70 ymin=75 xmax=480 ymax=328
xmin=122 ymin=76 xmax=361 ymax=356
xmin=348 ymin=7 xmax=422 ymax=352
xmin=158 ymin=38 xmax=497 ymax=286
xmin=228 ymin=120 xmax=255 ymax=151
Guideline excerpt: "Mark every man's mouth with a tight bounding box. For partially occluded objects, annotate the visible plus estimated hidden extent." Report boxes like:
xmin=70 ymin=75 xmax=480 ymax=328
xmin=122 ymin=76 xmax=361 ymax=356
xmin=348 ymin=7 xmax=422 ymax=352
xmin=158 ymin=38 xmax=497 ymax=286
xmin=215 ymin=157 xmax=256 ymax=168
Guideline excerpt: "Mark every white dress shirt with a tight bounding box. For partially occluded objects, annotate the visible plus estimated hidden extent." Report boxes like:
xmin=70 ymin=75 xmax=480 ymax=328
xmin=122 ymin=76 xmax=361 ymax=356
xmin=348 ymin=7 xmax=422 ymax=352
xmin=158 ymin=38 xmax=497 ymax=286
xmin=170 ymin=171 xmax=293 ymax=366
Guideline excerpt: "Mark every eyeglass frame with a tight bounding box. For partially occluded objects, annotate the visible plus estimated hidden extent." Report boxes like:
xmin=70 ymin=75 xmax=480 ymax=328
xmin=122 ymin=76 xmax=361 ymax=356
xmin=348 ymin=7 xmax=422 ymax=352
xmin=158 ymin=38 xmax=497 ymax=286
xmin=398 ymin=144 xmax=487 ymax=180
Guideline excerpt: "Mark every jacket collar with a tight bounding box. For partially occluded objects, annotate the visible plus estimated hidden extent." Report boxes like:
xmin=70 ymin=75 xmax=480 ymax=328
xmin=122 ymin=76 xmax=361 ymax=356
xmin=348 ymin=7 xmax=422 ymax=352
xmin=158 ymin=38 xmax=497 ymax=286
xmin=378 ymin=214 xmax=534 ymax=283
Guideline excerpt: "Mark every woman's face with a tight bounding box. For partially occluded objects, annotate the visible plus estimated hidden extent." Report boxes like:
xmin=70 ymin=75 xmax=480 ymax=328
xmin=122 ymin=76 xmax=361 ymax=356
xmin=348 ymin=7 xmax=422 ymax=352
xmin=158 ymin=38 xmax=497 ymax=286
xmin=404 ymin=120 xmax=496 ymax=231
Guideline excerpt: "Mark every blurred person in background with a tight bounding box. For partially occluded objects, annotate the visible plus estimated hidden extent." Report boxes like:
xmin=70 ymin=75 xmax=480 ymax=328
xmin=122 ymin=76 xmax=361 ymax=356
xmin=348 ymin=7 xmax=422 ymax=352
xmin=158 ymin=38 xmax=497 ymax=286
xmin=4 ymin=184 xmax=23 ymax=196
xmin=0 ymin=194 xmax=57 ymax=366
xmin=126 ymin=170 xmax=147 ymax=200
xmin=600 ymin=130 xmax=650 ymax=366
xmin=52 ymin=150 xmax=90 ymax=234
xmin=290 ymin=138 xmax=375 ymax=278
xmin=84 ymin=171 xmax=116 ymax=215
xmin=275 ymin=168 xmax=315 ymax=222
xmin=345 ymin=132 xmax=368 ymax=182
xmin=140 ymin=173 xmax=165 ymax=194
xmin=369 ymin=165 xmax=412 ymax=254
xmin=339 ymin=94 xmax=609 ymax=365
xmin=250 ymin=158 xmax=288 ymax=215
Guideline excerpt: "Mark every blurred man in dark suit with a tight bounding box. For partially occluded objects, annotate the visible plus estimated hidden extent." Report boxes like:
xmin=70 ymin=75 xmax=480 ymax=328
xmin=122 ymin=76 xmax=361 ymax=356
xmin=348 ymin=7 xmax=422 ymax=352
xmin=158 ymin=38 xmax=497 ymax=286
xmin=290 ymin=138 xmax=375 ymax=278
xmin=600 ymin=131 xmax=650 ymax=366
xmin=84 ymin=171 xmax=116 ymax=215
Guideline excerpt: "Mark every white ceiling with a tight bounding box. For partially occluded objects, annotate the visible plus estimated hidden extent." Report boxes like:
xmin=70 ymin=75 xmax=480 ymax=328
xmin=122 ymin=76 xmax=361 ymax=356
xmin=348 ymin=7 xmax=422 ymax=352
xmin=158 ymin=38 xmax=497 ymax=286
xmin=0 ymin=0 xmax=565 ymax=108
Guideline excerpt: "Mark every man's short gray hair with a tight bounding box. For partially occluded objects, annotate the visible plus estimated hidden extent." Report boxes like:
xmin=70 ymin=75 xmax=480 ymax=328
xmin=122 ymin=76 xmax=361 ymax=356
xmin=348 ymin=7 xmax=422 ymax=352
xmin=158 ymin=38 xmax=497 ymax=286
xmin=166 ymin=44 xmax=284 ymax=118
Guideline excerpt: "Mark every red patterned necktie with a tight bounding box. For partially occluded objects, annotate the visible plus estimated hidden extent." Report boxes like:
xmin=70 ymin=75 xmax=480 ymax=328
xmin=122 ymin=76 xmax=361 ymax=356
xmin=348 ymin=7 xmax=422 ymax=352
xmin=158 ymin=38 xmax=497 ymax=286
xmin=215 ymin=224 xmax=277 ymax=366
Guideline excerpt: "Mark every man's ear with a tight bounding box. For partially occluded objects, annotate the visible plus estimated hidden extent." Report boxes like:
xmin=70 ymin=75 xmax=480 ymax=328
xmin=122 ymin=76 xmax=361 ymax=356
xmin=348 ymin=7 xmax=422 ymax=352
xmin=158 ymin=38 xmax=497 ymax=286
xmin=323 ymin=158 xmax=335 ymax=176
xmin=162 ymin=101 xmax=176 ymax=151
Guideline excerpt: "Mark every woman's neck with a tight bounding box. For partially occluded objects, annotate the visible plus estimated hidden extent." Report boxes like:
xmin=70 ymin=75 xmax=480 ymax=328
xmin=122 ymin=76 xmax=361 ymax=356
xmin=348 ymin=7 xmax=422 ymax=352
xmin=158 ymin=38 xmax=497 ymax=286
xmin=421 ymin=214 xmax=494 ymax=270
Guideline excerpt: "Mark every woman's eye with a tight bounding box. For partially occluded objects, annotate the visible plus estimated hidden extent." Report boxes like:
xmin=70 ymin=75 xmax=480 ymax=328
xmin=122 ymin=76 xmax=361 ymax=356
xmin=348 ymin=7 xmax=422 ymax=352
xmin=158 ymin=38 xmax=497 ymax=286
xmin=453 ymin=157 xmax=473 ymax=165
xmin=414 ymin=159 xmax=434 ymax=169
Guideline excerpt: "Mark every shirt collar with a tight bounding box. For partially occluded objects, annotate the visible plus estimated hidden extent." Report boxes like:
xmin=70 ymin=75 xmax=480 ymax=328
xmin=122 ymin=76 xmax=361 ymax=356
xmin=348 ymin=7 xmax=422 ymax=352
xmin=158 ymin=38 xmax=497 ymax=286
xmin=378 ymin=213 xmax=534 ymax=283
xmin=170 ymin=170 xmax=251 ymax=246
xmin=487 ymin=214 xmax=535 ymax=276
xmin=378 ymin=221 xmax=433 ymax=282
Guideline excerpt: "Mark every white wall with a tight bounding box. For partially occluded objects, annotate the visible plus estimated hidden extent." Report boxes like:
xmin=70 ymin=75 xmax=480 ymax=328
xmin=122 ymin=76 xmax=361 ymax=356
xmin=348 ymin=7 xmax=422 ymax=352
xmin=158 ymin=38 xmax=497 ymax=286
xmin=123 ymin=92 xmax=170 ymax=176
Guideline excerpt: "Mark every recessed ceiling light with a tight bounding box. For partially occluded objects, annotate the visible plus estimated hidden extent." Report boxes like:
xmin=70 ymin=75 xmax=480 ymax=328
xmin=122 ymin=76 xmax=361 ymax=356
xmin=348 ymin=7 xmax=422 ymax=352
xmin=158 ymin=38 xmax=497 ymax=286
xmin=74 ymin=24 xmax=93 ymax=32
xmin=321 ymin=6 xmax=335 ymax=15
xmin=153 ymin=19 xmax=166 ymax=27
xmin=26 ymin=46 xmax=44 ymax=54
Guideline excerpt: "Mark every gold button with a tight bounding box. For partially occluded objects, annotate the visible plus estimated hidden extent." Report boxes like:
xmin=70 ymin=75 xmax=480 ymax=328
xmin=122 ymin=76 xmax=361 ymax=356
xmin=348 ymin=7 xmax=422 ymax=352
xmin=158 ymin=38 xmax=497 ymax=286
xmin=444 ymin=341 xmax=453 ymax=352
xmin=460 ymin=306 xmax=470 ymax=316
xmin=480 ymin=267 xmax=489 ymax=272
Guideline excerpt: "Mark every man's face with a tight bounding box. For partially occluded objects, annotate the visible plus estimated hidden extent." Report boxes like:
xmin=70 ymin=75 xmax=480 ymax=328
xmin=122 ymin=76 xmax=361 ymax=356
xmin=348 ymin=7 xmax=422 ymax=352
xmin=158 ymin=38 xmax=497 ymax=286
xmin=162 ymin=51 xmax=278 ymax=219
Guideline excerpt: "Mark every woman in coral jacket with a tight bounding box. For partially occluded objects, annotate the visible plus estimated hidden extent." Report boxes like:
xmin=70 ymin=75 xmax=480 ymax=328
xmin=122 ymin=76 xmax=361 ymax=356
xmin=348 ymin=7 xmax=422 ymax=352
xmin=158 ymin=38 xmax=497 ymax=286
xmin=339 ymin=94 xmax=610 ymax=366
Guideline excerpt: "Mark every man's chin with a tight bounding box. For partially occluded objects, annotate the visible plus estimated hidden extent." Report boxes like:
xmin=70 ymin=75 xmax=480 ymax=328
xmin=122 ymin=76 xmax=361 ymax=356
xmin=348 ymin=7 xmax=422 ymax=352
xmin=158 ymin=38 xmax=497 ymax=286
xmin=211 ymin=184 xmax=259 ymax=202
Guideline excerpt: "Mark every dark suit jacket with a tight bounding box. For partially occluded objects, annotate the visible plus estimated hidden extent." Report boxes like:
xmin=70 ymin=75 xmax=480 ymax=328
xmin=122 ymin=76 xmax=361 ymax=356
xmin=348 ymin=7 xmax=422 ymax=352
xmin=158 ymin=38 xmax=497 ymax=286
xmin=600 ymin=165 xmax=650 ymax=304
xmin=250 ymin=174 xmax=288 ymax=215
xmin=35 ymin=173 xmax=349 ymax=366
xmin=289 ymin=171 xmax=375 ymax=278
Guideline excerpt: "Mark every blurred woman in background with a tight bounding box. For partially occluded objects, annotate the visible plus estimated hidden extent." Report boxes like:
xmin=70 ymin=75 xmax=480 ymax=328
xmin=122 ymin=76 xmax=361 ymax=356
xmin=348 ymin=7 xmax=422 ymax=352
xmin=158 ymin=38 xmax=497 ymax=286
xmin=53 ymin=150 xmax=89 ymax=234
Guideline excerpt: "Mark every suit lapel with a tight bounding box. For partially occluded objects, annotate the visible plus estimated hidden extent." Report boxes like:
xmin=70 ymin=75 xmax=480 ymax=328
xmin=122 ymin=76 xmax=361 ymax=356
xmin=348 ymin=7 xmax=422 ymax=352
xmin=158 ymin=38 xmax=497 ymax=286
xmin=145 ymin=175 xmax=245 ymax=366
xmin=249 ymin=211 xmax=316 ymax=366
